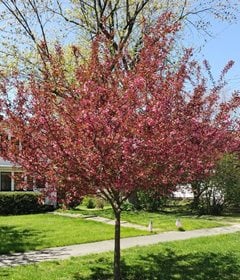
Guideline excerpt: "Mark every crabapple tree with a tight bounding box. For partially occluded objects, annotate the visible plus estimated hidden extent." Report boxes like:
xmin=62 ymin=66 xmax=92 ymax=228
xmin=0 ymin=13 xmax=239 ymax=280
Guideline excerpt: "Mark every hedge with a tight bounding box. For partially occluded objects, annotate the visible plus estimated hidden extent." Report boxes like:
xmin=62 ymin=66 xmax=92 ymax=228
xmin=0 ymin=192 xmax=54 ymax=215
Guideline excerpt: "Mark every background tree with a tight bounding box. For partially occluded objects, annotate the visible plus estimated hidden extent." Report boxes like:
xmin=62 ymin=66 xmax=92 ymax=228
xmin=0 ymin=0 xmax=239 ymax=78
xmin=128 ymin=189 xmax=168 ymax=211
xmin=0 ymin=13 xmax=239 ymax=280
xmin=194 ymin=153 xmax=240 ymax=215
xmin=215 ymin=153 xmax=240 ymax=208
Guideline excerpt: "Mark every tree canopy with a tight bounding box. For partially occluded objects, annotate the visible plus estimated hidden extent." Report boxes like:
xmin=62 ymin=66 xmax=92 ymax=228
xmin=0 ymin=0 xmax=239 ymax=77
xmin=0 ymin=12 xmax=239 ymax=279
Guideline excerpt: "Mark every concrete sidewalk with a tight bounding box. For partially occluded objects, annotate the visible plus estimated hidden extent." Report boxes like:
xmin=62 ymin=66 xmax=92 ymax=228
xmin=53 ymin=211 xmax=149 ymax=231
xmin=1 ymin=224 xmax=240 ymax=268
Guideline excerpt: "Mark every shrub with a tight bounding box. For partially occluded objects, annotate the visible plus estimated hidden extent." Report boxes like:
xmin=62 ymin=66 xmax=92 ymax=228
xmin=0 ymin=191 xmax=53 ymax=215
xmin=121 ymin=200 xmax=135 ymax=211
xmin=197 ymin=187 xmax=224 ymax=215
xmin=81 ymin=196 xmax=96 ymax=209
xmin=95 ymin=197 xmax=105 ymax=209
xmin=86 ymin=198 xmax=95 ymax=209
xmin=128 ymin=190 xmax=166 ymax=211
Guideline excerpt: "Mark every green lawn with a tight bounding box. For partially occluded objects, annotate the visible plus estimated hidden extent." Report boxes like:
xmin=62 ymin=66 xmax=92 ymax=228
xmin=63 ymin=207 xmax=226 ymax=232
xmin=0 ymin=210 xmax=226 ymax=255
xmin=0 ymin=214 xmax=148 ymax=254
xmin=198 ymin=213 xmax=240 ymax=223
xmin=1 ymin=232 xmax=240 ymax=279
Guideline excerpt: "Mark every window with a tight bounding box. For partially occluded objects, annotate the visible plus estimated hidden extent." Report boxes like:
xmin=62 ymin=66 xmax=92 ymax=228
xmin=1 ymin=172 xmax=11 ymax=191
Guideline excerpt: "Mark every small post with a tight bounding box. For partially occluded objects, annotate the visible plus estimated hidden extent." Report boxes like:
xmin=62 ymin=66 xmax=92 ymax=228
xmin=175 ymin=219 xmax=182 ymax=229
xmin=148 ymin=220 xmax=153 ymax=232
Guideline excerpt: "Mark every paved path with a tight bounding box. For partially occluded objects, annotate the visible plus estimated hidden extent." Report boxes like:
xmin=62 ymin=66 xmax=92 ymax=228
xmin=53 ymin=211 xmax=149 ymax=231
xmin=1 ymin=224 xmax=240 ymax=267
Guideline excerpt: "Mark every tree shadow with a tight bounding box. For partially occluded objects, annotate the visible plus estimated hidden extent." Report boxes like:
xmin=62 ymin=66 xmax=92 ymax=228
xmin=73 ymin=249 xmax=240 ymax=280
xmin=0 ymin=225 xmax=43 ymax=254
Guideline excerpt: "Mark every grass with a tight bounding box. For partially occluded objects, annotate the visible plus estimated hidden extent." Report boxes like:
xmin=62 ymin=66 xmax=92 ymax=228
xmin=63 ymin=207 xmax=226 ymax=232
xmin=197 ymin=213 xmax=240 ymax=223
xmin=0 ymin=213 xmax=148 ymax=254
xmin=1 ymin=232 xmax=240 ymax=279
xmin=0 ymin=207 xmax=227 ymax=255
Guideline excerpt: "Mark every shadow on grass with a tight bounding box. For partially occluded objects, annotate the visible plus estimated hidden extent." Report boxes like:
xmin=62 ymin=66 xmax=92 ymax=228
xmin=0 ymin=225 xmax=42 ymax=254
xmin=74 ymin=249 xmax=240 ymax=280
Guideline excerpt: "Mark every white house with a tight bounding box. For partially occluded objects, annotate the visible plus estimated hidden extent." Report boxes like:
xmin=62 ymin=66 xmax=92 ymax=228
xmin=0 ymin=157 xmax=57 ymax=205
xmin=0 ymin=157 xmax=47 ymax=192
xmin=0 ymin=157 xmax=26 ymax=191
xmin=172 ymin=185 xmax=194 ymax=199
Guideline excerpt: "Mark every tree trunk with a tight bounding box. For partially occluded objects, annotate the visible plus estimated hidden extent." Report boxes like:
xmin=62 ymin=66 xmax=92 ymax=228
xmin=192 ymin=193 xmax=201 ymax=210
xmin=191 ymin=181 xmax=204 ymax=211
xmin=114 ymin=209 xmax=121 ymax=280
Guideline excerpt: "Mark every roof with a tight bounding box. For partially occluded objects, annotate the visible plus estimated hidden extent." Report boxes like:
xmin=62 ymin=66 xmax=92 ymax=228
xmin=0 ymin=157 xmax=16 ymax=167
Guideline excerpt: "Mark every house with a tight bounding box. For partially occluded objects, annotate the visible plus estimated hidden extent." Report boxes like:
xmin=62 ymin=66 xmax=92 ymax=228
xmin=0 ymin=156 xmax=45 ymax=192
xmin=172 ymin=185 xmax=194 ymax=199
xmin=0 ymin=156 xmax=57 ymax=205
xmin=0 ymin=122 xmax=59 ymax=206
xmin=0 ymin=129 xmax=37 ymax=191
xmin=0 ymin=157 xmax=27 ymax=191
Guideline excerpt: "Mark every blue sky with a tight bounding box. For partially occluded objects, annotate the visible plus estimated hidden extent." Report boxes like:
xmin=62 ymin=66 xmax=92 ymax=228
xmin=189 ymin=19 xmax=240 ymax=93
